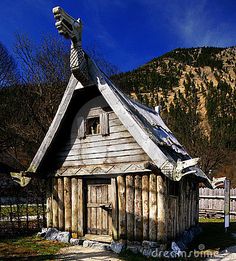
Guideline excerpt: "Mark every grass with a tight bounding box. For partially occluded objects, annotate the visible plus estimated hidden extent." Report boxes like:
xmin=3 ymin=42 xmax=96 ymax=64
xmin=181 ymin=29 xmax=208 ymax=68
xmin=190 ymin=218 xmax=236 ymax=251
xmin=0 ymin=205 xmax=44 ymax=217
xmin=1 ymin=218 xmax=236 ymax=260
xmin=0 ymin=234 xmax=68 ymax=260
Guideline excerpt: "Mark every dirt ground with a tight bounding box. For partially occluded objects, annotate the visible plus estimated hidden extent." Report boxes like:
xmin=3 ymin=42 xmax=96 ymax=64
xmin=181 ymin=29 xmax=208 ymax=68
xmin=56 ymin=245 xmax=123 ymax=261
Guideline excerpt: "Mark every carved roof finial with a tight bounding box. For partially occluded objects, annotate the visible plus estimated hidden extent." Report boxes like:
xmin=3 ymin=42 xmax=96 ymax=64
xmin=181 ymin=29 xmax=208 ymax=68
xmin=52 ymin=6 xmax=90 ymax=85
xmin=53 ymin=6 xmax=82 ymax=45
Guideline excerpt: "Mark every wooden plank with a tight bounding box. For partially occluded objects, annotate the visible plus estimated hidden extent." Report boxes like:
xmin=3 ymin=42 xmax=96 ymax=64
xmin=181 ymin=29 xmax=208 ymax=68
xmin=64 ymin=177 xmax=72 ymax=232
xmin=107 ymin=112 xmax=117 ymax=120
xmin=70 ymin=130 xmax=132 ymax=143
xmin=58 ymin=148 xmax=145 ymax=161
xmin=67 ymin=131 xmax=134 ymax=146
xmin=142 ymin=175 xmax=149 ymax=240
xmin=77 ymin=178 xmax=84 ymax=236
xmin=102 ymin=185 xmax=108 ymax=235
xmin=87 ymin=184 xmax=91 ymax=234
xmin=126 ymin=175 xmax=134 ymax=241
xmin=108 ymin=184 xmax=112 ymax=236
xmin=134 ymin=175 xmax=142 ymax=241
xmin=149 ymin=174 xmax=157 ymax=241
xmin=111 ymin=178 xmax=118 ymax=240
xmin=46 ymin=179 xmax=53 ymax=228
xmin=109 ymin=118 xmax=124 ymax=127
xmin=187 ymin=180 xmax=191 ymax=228
xmin=58 ymin=142 xmax=141 ymax=156
xmin=96 ymin=185 xmax=102 ymax=235
xmin=157 ymin=175 xmax=167 ymax=242
xmin=71 ymin=177 xmax=78 ymax=237
xmin=91 ymin=185 xmax=97 ymax=234
xmin=64 ymin=137 xmax=136 ymax=150
xmin=60 ymin=154 xmax=149 ymax=167
xmin=52 ymin=178 xmax=58 ymax=228
xmin=117 ymin=175 xmax=126 ymax=239
xmin=58 ymin=177 xmax=64 ymax=230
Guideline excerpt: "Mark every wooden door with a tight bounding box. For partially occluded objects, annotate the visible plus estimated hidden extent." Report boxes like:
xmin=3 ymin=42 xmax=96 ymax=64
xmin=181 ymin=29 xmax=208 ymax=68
xmin=87 ymin=180 xmax=112 ymax=235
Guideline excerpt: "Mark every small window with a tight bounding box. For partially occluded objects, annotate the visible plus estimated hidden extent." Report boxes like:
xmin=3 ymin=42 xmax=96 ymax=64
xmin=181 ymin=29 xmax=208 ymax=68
xmin=86 ymin=117 xmax=100 ymax=135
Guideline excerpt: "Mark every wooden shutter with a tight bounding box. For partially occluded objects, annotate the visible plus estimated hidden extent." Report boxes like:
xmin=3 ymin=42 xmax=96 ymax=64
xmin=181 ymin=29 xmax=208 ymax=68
xmin=78 ymin=116 xmax=86 ymax=139
xmin=100 ymin=112 xmax=109 ymax=136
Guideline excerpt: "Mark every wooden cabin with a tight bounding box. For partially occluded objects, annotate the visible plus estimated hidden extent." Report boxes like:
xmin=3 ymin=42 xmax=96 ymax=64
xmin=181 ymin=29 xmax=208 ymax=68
xmin=12 ymin=7 xmax=211 ymax=244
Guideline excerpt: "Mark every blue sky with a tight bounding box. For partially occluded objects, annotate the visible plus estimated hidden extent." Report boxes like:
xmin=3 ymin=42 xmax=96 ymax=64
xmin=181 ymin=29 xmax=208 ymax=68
xmin=0 ymin=0 xmax=235 ymax=72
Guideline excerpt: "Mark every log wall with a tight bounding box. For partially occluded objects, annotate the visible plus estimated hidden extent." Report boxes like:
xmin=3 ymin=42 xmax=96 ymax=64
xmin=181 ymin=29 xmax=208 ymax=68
xmin=46 ymin=174 xmax=198 ymax=242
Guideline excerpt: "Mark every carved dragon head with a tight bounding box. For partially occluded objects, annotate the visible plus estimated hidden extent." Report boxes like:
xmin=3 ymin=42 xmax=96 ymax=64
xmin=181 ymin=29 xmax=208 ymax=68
xmin=52 ymin=6 xmax=90 ymax=85
xmin=53 ymin=6 xmax=82 ymax=45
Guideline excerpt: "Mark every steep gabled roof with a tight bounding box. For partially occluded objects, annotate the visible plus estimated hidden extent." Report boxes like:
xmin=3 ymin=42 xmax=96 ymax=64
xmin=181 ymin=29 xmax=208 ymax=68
xmin=27 ymin=57 xmax=211 ymax=186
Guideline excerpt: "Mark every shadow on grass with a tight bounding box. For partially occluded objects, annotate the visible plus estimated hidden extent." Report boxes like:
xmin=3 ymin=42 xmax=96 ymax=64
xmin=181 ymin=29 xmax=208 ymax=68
xmin=189 ymin=219 xmax=236 ymax=251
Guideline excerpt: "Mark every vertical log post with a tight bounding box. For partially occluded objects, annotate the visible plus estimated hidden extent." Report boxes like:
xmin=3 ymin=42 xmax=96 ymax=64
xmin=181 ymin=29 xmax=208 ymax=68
xmin=71 ymin=177 xmax=78 ymax=238
xmin=64 ymin=177 xmax=72 ymax=232
xmin=117 ymin=175 xmax=126 ymax=240
xmin=78 ymin=178 xmax=84 ymax=237
xmin=149 ymin=173 xmax=157 ymax=241
xmin=157 ymin=175 xmax=167 ymax=242
xmin=187 ymin=180 xmax=191 ymax=229
xmin=46 ymin=179 xmax=53 ymax=228
xmin=126 ymin=175 xmax=134 ymax=241
xmin=111 ymin=178 xmax=118 ymax=240
xmin=134 ymin=175 xmax=142 ymax=241
xmin=52 ymin=178 xmax=58 ymax=228
xmin=58 ymin=177 xmax=64 ymax=230
xmin=183 ymin=177 xmax=188 ymax=230
xmin=142 ymin=175 xmax=149 ymax=240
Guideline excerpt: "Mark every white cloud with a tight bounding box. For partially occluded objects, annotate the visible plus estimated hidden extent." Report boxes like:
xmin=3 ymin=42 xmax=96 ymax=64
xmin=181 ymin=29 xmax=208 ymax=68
xmin=137 ymin=0 xmax=236 ymax=47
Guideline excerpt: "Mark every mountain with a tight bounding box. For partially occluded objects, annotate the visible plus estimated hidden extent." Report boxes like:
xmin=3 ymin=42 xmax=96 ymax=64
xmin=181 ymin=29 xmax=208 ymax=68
xmin=112 ymin=46 xmax=236 ymax=180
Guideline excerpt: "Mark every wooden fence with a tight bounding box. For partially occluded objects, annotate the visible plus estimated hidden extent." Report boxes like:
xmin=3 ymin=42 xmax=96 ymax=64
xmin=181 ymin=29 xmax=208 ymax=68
xmin=199 ymin=187 xmax=236 ymax=218
xmin=0 ymin=175 xmax=46 ymax=237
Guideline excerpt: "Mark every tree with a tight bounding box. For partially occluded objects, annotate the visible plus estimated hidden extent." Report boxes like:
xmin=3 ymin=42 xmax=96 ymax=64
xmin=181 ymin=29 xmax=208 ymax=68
xmin=0 ymin=41 xmax=18 ymax=88
xmin=0 ymin=34 xmax=72 ymax=166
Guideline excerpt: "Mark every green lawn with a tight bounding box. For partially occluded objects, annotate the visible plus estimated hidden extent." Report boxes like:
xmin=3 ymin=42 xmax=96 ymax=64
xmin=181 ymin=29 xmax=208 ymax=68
xmin=0 ymin=234 xmax=68 ymax=260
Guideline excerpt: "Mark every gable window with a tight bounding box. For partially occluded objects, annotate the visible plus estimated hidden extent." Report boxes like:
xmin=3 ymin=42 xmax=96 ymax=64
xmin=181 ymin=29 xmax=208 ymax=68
xmin=77 ymin=111 xmax=110 ymax=138
xmin=86 ymin=117 xmax=100 ymax=135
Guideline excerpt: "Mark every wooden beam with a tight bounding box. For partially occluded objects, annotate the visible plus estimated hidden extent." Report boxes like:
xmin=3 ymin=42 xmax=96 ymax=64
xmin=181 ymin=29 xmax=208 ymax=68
xmin=149 ymin=173 xmax=157 ymax=241
xmin=58 ymin=177 xmax=64 ymax=230
xmin=64 ymin=177 xmax=72 ymax=232
xmin=46 ymin=179 xmax=53 ymax=228
xmin=111 ymin=177 xmax=118 ymax=240
xmin=134 ymin=175 xmax=142 ymax=241
xmin=117 ymin=175 xmax=126 ymax=239
xmin=157 ymin=175 xmax=167 ymax=242
xmin=126 ymin=175 xmax=134 ymax=241
xmin=52 ymin=178 xmax=58 ymax=228
xmin=142 ymin=175 xmax=149 ymax=240
xmin=77 ymin=178 xmax=84 ymax=236
xmin=71 ymin=177 xmax=78 ymax=237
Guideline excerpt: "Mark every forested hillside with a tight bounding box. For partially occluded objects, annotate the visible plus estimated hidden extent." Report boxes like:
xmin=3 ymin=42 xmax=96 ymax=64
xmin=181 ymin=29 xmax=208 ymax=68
xmin=0 ymin=39 xmax=235 ymax=182
xmin=112 ymin=46 xmax=236 ymax=180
